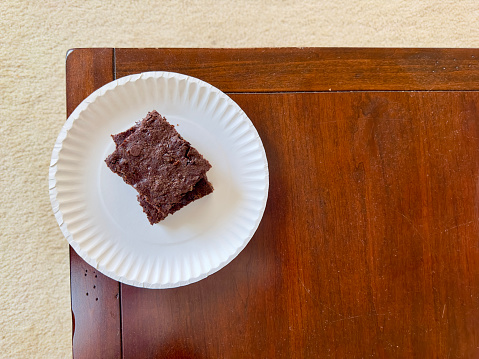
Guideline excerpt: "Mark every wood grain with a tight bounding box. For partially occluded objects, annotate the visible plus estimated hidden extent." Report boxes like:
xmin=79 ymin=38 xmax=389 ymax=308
xmin=115 ymin=48 xmax=479 ymax=92
xmin=66 ymin=48 xmax=479 ymax=358
xmin=120 ymin=91 xmax=479 ymax=358
xmin=66 ymin=48 xmax=121 ymax=359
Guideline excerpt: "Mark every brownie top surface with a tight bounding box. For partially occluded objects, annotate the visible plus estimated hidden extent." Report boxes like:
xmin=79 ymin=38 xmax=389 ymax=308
xmin=105 ymin=111 xmax=212 ymax=209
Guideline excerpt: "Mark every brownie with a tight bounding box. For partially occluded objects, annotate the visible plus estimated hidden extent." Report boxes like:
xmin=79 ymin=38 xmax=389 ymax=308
xmin=105 ymin=110 xmax=213 ymax=224
xmin=138 ymin=177 xmax=213 ymax=224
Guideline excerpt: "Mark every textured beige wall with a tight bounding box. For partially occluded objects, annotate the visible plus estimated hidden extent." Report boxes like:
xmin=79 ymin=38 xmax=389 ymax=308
xmin=1 ymin=0 xmax=478 ymax=357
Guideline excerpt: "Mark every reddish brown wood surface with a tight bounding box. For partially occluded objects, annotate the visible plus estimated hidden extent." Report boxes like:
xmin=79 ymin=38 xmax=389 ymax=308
xmin=120 ymin=91 xmax=479 ymax=358
xmin=66 ymin=48 xmax=121 ymax=359
xmin=116 ymin=48 xmax=479 ymax=92
xmin=68 ymin=48 xmax=479 ymax=358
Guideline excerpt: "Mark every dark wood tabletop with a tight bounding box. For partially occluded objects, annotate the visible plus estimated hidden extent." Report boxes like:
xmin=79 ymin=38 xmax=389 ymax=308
xmin=66 ymin=48 xmax=479 ymax=358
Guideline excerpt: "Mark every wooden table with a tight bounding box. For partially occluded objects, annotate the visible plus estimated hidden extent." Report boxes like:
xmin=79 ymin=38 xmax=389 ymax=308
xmin=67 ymin=48 xmax=479 ymax=358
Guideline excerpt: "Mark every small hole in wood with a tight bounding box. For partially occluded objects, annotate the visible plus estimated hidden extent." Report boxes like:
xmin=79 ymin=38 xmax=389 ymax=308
xmin=84 ymin=273 xmax=87 ymax=276
xmin=93 ymin=285 xmax=96 ymax=289
xmin=86 ymin=292 xmax=89 ymax=296
xmin=96 ymin=298 xmax=98 ymax=301
xmin=95 ymin=275 xmax=98 ymax=278
xmin=85 ymin=269 xmax=88 ymax=272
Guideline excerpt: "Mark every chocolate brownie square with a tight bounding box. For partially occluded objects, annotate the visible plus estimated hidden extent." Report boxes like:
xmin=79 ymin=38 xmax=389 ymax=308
xmin=105 ymin=110 xmax=213 ymax=224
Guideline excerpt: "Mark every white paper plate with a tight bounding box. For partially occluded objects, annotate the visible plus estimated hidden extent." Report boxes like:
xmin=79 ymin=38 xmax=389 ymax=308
xmin=49 ymin=72 xmax=269 ymax=288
